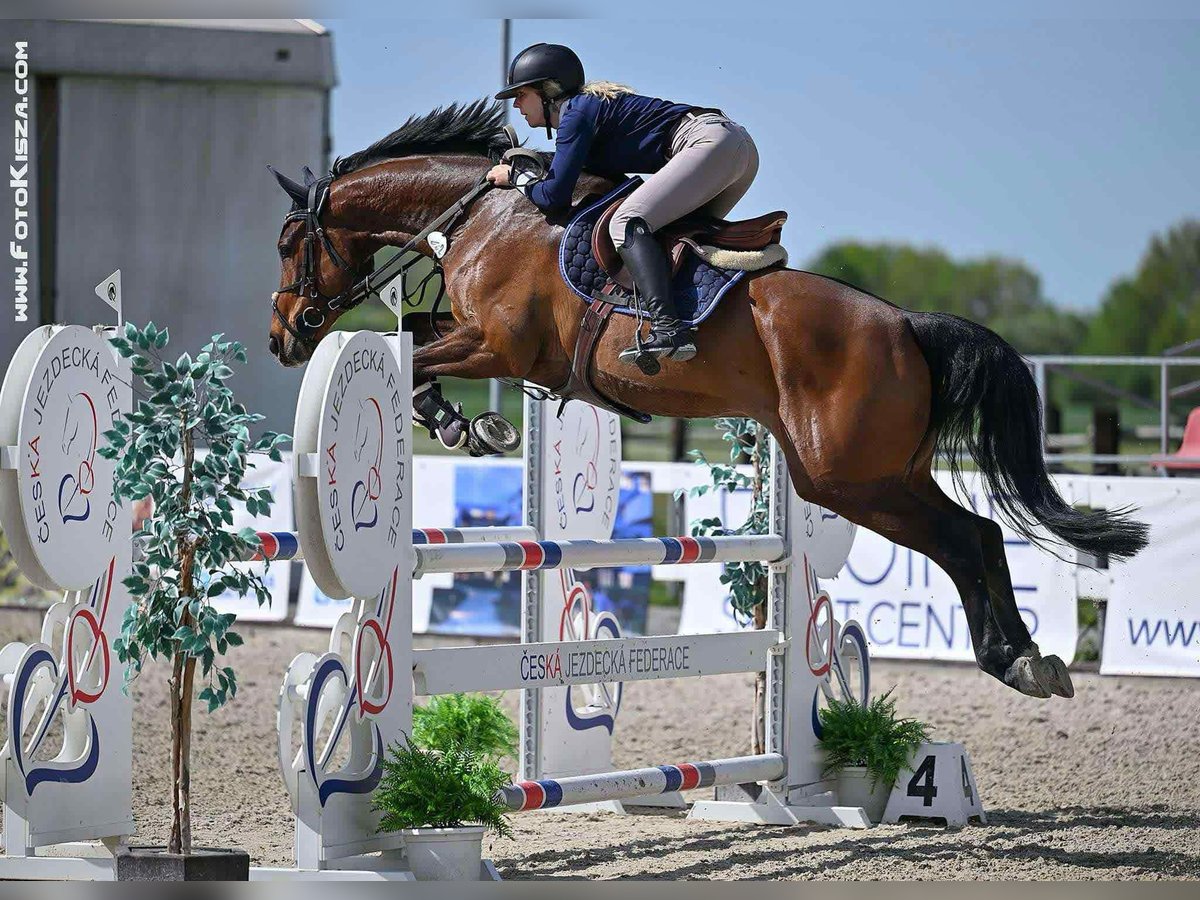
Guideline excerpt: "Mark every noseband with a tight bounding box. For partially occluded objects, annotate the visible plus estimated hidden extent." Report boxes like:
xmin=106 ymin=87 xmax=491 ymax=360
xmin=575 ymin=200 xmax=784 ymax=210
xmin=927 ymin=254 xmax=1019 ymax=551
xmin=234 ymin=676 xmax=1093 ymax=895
xmin=274 ymin=172 xmax=497 ymax=350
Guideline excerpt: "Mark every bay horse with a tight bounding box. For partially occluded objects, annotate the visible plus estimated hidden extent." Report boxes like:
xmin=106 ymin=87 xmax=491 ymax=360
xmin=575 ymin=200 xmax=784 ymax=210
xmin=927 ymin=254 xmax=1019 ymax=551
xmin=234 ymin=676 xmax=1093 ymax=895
xmin=269 ymin=101 xmax=1147 ymax=700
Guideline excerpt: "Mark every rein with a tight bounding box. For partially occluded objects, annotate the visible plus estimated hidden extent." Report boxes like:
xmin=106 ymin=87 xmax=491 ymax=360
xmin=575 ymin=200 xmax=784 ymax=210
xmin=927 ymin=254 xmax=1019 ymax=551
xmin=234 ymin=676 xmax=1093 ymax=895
xmin=273 ymin=173 xmax=494 ymax=349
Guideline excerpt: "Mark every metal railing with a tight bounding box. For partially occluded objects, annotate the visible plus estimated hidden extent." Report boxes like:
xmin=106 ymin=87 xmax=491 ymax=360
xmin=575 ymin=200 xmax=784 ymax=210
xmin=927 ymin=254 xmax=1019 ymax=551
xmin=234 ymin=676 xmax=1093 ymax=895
xmin=1028 ymin=351 xmax=1200 ymax=470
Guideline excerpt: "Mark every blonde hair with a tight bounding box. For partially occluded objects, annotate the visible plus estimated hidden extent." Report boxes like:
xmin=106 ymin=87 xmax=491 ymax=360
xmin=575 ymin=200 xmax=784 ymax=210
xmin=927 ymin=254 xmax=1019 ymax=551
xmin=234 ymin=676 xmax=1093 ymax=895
xmin=580 ymin=80 xmax=634 ymax=100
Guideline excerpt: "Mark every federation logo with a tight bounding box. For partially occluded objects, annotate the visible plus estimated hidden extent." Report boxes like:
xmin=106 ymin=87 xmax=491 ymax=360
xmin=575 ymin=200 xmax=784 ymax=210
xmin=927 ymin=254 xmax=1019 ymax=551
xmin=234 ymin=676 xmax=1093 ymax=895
xmin=57 ymin=391 xmax=99 ymax=524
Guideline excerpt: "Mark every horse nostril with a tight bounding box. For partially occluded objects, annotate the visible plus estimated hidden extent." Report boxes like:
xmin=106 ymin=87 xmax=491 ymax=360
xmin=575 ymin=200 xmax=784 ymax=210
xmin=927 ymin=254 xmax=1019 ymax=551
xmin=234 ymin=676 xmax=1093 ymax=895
xmin=269 ymin=335 xmax=280 ymax=356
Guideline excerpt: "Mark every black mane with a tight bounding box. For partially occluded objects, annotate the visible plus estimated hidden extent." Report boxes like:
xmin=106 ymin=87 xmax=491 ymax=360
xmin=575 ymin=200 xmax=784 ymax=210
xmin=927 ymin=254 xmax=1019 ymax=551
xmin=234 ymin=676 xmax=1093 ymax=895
xmin=331 ymin=100 xmax=511 ymax=178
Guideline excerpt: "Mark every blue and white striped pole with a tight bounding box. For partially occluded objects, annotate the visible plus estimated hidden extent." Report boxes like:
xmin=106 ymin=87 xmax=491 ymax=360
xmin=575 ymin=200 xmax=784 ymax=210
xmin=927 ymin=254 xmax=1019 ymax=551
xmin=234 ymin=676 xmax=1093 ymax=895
xmin=413 ymin=534 xmax=787 ymax=577
xmin=498 ymin=754 xmax=786 ymax=812
xmin=242 ymin=525 xmax=539 ymax=563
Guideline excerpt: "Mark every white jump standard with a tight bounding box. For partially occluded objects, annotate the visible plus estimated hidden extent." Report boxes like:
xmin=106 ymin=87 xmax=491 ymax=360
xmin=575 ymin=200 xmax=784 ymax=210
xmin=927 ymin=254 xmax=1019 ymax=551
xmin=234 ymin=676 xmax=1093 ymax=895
xmin=0 ymin=312 xmax=133 ymax=880
xmin=260 ymin=326 xmax=873 ymax=883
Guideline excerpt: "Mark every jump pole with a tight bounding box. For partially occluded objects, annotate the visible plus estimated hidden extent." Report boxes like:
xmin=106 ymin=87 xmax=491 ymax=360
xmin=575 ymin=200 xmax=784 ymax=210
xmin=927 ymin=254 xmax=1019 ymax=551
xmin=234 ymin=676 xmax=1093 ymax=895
xmin=498 ymin=754 xmax=785 ymax=812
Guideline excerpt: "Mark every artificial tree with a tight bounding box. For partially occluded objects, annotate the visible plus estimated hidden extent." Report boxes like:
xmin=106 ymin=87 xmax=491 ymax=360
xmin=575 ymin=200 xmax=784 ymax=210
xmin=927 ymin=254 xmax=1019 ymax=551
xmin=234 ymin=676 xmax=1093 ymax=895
xmin=100 ymin=323 xmax=288 ymax=855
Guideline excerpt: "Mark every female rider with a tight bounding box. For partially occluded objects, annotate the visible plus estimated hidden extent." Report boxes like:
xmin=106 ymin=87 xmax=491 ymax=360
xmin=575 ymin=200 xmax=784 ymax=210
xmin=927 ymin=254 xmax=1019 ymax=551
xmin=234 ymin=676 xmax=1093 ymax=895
xmin=487 ymin=43 xmax=759 ymax=369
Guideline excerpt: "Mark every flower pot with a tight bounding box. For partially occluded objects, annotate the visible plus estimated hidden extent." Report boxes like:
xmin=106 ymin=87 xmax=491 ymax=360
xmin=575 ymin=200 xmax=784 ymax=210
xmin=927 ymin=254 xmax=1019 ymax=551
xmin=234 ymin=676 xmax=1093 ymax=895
xmin=401 ymin=826 xmax=486 ymax=881
xmin=836 ymin=766 xmax=891 ymax=823
xmin=114 ymin=845 xmax=250 ymax=881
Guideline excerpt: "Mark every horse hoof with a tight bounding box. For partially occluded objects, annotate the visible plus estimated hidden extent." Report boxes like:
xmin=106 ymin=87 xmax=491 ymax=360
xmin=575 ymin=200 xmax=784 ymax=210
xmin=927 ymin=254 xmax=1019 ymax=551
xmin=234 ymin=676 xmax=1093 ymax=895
xmin=466 ymin=412 xmax=521 ymax=456
xmin=1036 ymin=654 xmax=1075 ymax=699
xmin=1004 ymin=656 xmax=1052 ymax=699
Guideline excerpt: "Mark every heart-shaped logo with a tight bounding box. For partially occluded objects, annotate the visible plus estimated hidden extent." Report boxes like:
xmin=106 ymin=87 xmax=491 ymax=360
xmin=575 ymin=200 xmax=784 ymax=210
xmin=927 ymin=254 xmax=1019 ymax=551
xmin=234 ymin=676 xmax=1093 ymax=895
xmin=558 ymin=577 xmax=622 ymax=735
xmin=303 ymin=655 xmax=384 ymax=807
xmin=298 ymin=568 xmax=398 ymax=807
xmin=66 ymin=607 xmax=110 ymax=706
xmin=4 ymin=561 xmax=114 ymax=796
xmin=7 ymin=647 xmax=101 ymax=796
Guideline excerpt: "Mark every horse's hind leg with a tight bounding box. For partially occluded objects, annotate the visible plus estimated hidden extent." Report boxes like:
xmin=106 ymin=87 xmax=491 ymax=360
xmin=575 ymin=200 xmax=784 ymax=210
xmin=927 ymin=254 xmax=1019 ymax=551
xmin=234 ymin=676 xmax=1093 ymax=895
xmin=801 ymin=465 xmax=1055 ymax=697
xmin=902 ymin=477 xmax=1073 ymax=698
xmin=968 ymin=504 xmax=1075 ymax=698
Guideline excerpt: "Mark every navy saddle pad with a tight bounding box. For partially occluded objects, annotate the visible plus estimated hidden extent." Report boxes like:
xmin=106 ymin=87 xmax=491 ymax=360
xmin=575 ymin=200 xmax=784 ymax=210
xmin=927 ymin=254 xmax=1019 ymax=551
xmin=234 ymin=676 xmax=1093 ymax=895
xmin=558 ymin=177 xmax=746 ymax=327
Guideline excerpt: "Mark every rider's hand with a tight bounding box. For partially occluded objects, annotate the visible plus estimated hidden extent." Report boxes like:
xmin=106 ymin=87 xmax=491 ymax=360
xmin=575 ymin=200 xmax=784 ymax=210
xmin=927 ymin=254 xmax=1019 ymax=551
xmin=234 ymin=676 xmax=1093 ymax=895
xmin=486 ymin=164 xmax=512 ymax=187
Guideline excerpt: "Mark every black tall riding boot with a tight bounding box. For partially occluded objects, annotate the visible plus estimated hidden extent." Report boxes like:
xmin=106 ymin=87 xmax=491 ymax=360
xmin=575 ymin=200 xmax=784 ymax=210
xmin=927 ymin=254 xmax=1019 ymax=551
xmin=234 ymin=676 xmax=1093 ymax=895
xmin=616 ymin=218 xmax=697 ymax=367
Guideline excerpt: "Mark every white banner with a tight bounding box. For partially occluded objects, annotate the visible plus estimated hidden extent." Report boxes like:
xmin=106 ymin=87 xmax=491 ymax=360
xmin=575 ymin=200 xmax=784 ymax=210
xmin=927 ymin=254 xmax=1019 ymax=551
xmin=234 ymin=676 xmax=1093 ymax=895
xmin=208 ymin=453 xmax=293 ymax=623
xmin=1099 ymin=478 xmax=1200 ymax=678
xmin=677 ymin=470 xmax=1078 ymax=663
xmin=293 ymin=456 xmax=522 ymax=629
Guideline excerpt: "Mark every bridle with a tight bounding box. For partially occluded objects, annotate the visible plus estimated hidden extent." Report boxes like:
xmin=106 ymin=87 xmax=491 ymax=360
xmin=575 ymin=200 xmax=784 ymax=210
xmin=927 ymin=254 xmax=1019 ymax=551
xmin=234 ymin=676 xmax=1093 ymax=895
xmin=273 ymin=177 xmax=367 ymax=348
xmin=273 ymin=173 xmax=496 ymax=351
xmin=273 ymin=134 xmax=546 ymax=351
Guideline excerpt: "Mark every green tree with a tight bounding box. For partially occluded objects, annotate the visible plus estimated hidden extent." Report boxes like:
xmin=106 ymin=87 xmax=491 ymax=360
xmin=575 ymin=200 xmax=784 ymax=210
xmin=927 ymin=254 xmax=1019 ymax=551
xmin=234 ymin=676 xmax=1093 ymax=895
xmin=1080 ymin=219 xmax=1200 ymax=398
xmin=806 ymin=240 xmax=1087 ymax=355
xmin=101 ymin=323 xmax=289 ymax=855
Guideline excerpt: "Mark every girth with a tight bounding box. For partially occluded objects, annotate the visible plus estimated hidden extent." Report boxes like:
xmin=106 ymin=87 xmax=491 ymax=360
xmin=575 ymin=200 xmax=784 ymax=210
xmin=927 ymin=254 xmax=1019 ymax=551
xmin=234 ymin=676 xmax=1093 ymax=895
xmin=549 ymin=295 xmax=652 ymax=425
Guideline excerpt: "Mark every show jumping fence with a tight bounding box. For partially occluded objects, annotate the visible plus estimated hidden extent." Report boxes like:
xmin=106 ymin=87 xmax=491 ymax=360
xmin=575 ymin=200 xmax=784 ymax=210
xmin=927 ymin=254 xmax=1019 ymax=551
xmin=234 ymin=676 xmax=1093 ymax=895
xmin=0 ymin=301 xmax=872 ymax=881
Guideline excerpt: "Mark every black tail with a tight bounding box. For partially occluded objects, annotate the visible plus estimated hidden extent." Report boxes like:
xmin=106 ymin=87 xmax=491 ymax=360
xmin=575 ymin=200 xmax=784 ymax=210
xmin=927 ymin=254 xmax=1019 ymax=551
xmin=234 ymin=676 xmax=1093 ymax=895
xmin=905 ymin=310 xmax=1149 ymax=561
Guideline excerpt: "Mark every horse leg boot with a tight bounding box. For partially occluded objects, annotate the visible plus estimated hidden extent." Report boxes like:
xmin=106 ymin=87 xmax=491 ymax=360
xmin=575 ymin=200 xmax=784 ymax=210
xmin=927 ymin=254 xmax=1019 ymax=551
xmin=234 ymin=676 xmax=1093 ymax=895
xmin=413 ymin=379 xmax=469 ymax=450
xmin=616 ymin=218 xmax=696 ymax=372
xmin=413 ymin=379 xmax=519 ymax=457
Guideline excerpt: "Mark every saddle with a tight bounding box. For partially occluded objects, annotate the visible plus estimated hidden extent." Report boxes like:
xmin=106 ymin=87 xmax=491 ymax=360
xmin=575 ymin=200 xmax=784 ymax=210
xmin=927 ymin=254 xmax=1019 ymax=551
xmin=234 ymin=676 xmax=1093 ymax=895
xmin=552 ymin=178 xmax=790 ymax=424
xmin=592 ymin=201 xmax=788 ymax=291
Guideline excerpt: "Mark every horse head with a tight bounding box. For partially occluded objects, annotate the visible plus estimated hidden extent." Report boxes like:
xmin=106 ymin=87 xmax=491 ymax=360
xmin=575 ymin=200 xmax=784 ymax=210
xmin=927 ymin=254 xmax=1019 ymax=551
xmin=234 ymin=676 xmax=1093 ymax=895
xmin=268 ymin=166 xmax=375 ymax=367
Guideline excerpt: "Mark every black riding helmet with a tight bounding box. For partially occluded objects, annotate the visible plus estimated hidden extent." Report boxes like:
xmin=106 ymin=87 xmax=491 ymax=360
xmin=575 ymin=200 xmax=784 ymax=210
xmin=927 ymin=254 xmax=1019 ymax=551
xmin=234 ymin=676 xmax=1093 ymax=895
xmin=496 ymin=43 xmax=585 ymax=138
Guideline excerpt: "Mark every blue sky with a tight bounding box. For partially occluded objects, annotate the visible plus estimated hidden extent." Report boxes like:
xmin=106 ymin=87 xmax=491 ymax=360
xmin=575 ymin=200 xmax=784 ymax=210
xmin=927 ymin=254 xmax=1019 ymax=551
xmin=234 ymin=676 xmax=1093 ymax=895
xmin=318 ymin=13 xmax=1198 ymax=311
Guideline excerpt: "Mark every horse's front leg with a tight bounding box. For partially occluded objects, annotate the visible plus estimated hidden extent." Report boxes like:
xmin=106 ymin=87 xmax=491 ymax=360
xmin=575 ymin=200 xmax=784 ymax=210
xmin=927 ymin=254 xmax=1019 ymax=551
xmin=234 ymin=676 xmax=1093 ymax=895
xmin=401 ymin=311 xmax=458 ymax=354
xmin=409 ymin=324 xmax=525 ymax=456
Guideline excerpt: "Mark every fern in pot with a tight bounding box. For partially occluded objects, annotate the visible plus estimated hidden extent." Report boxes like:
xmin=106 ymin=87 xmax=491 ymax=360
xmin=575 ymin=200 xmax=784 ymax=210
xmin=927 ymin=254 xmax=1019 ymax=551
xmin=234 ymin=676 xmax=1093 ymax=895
xmin=373 ymin=734 xmax=512 ymax=881
xmin=818 ymin=690 xmax=931 ymax=822
xmin=412 ymin=691 xmax=519 ymax=764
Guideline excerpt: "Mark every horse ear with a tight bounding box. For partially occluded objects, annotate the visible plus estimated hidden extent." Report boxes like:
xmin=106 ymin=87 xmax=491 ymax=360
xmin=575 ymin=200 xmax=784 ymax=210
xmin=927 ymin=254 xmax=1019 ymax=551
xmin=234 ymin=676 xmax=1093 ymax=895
xmin=301 ymin=166 xmax=317 ymax=187
xmin=268 ymin=165 xmax=308 ymax=206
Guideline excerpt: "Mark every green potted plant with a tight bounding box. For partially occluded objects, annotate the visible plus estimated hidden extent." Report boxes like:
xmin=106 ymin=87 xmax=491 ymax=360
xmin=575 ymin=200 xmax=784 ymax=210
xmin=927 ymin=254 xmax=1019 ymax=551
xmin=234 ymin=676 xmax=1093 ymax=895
xmin=412 ymin=692 xmax=519 ymax=763
xmin=100 ymin=323 xmax=288 ymax=879
xmin=818 ymin=690 xmax=931 ymax=822
xmin=373 ymin=735 xmax=513 ymax=881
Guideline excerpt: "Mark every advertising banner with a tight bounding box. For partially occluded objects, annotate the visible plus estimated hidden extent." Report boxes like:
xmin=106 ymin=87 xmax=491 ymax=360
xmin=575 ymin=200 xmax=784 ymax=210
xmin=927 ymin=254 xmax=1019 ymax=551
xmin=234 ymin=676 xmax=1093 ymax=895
xmin=1099 ymin=478 xmax=1200 ymax=678
xmin=677 ymin=470 xmax=1078 ymax=663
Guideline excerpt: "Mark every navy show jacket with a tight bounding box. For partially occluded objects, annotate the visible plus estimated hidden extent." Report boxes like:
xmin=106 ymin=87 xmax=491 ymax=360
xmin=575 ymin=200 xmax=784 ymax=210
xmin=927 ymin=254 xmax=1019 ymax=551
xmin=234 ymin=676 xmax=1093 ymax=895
xmin=527 ymin=91 xmax=695 ymax=211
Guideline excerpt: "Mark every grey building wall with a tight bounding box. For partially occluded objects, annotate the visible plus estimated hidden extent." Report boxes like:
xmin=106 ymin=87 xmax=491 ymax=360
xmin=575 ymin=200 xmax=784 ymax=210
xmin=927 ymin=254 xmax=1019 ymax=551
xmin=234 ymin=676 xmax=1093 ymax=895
xmin=0 ymin=19 xmax=334 ymax=435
